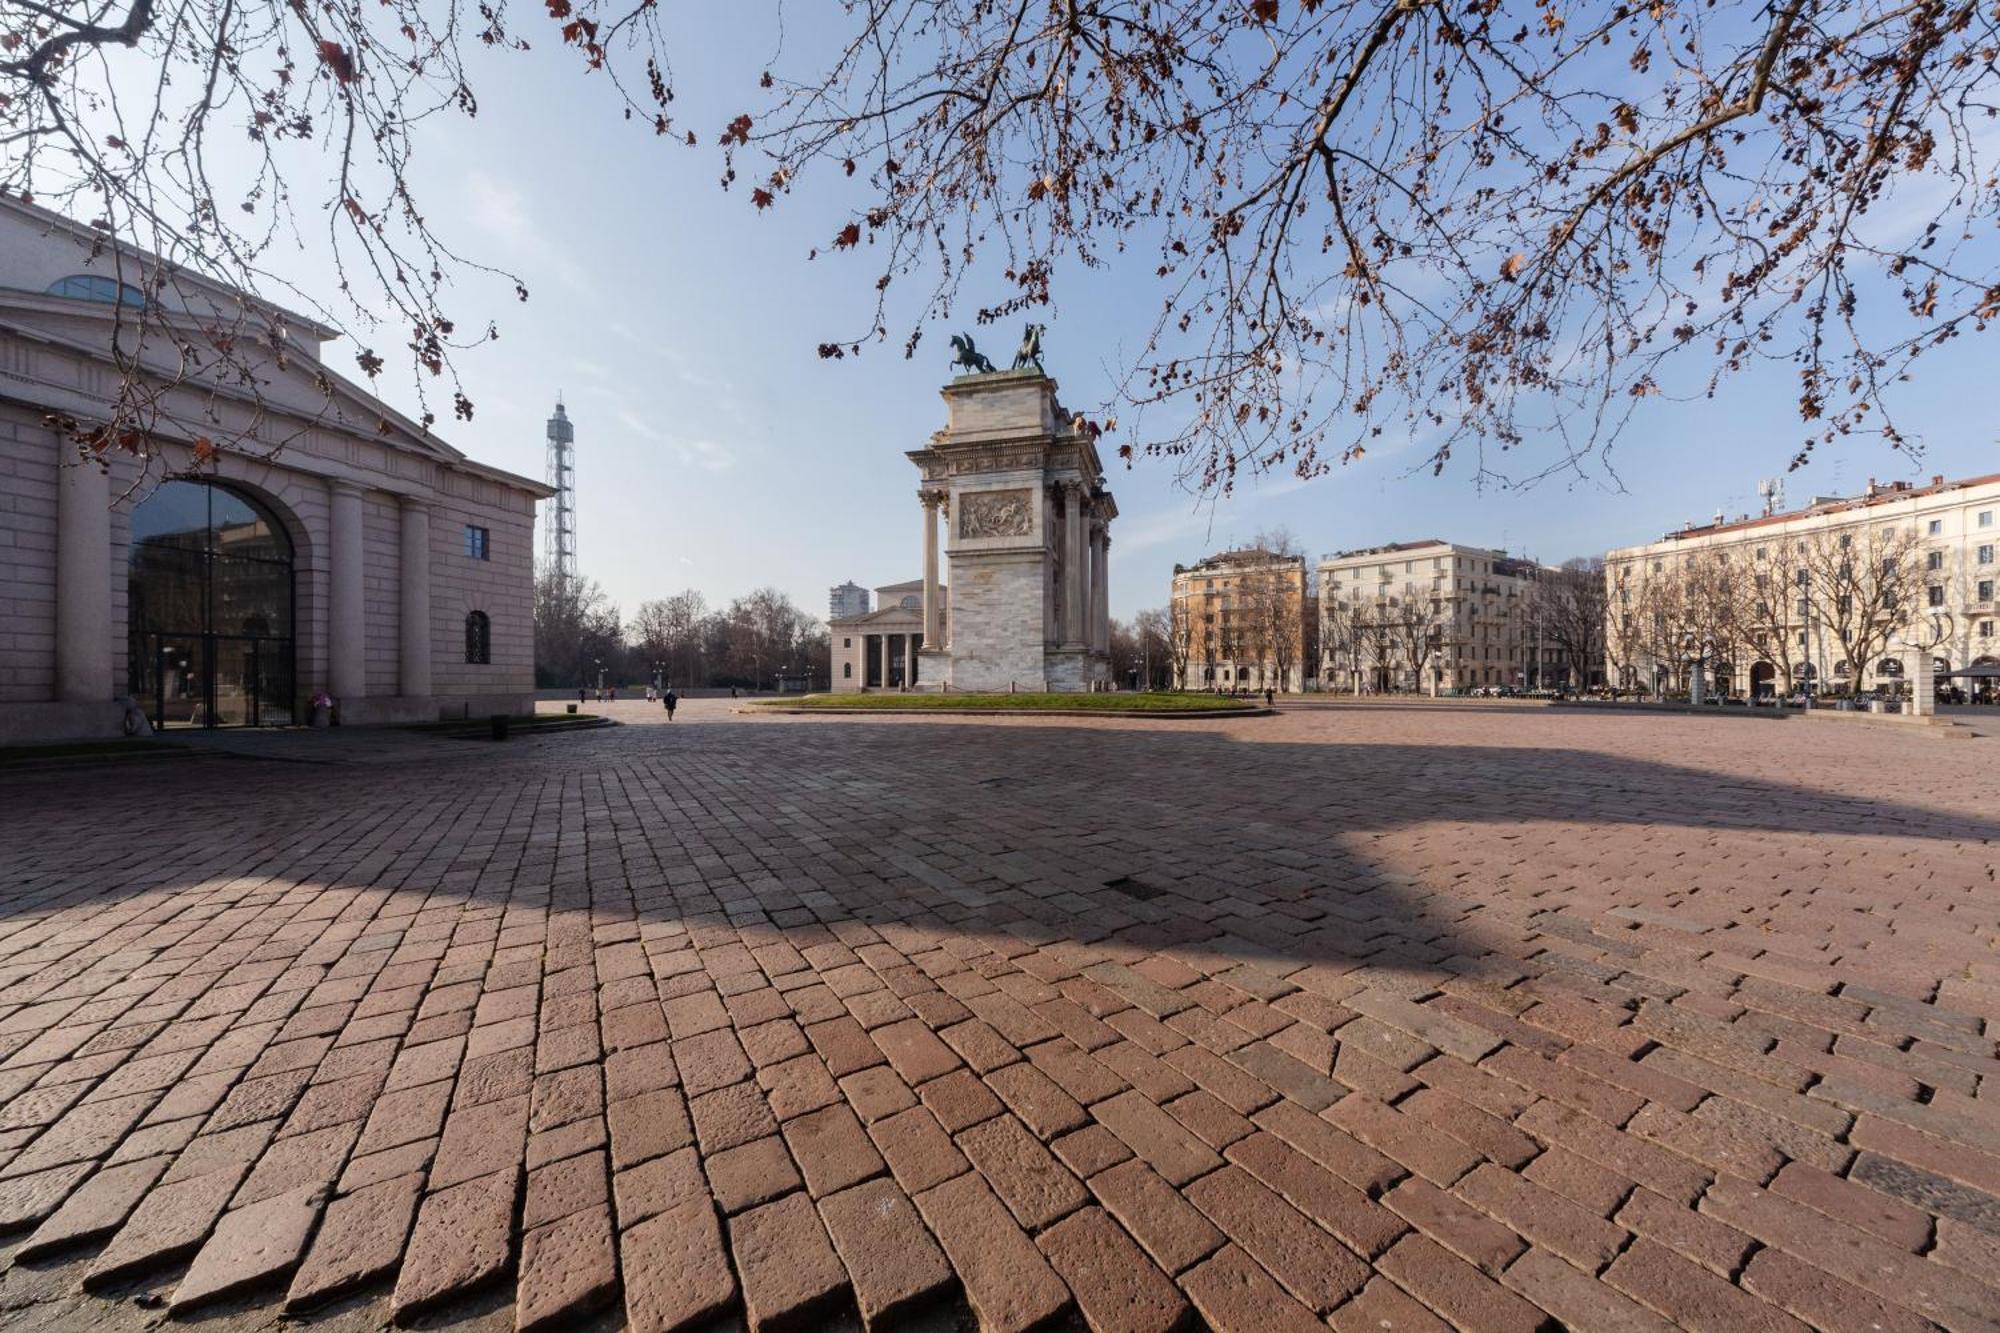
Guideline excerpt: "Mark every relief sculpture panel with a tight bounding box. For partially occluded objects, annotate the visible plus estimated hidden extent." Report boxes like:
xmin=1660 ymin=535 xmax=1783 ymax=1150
xmin=957 ymin=488 xmax=1034 ymax=539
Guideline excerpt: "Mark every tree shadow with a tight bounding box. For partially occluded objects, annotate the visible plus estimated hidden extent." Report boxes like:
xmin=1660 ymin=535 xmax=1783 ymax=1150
xmin=0 ymin=714 xmax=1990 ymax=985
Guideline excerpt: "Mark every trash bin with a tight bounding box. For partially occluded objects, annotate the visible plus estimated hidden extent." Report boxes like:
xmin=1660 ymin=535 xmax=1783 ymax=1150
xmin=490 ymin=715 xmax=510 ymax=741
xmin=565 ymin=703 xmax=577 ymax=714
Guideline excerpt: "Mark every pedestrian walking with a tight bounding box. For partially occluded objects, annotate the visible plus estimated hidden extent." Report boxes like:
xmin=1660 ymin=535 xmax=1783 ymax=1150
xmin=664 ymin=688 xmax=678 ymax=722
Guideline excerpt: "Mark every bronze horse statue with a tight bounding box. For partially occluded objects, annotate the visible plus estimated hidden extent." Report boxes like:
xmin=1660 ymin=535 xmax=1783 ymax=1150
xmin=1012 ymin=322 xmax=1046 ymax=372
xmin=949 ymin=334 xmax=996 ymax=375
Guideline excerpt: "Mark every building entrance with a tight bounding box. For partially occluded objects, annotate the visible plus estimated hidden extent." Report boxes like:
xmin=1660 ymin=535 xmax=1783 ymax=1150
xmin=127 ymin=480 xmax=296 ymax=728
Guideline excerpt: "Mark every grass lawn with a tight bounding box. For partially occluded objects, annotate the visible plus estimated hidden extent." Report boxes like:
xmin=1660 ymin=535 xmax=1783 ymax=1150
xmin=755 ymin=692 xmax=1256 ymax=713
xmin=401 ymin=713 xmax=603 ymax=734
xmin=0 ymin=738 xmax=188 ymax=765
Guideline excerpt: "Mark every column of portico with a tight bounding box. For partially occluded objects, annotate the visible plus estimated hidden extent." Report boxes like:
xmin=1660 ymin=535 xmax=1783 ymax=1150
xmin=877 ymin=634 xmax=889 ymax=690
xmin=398 ymin=498 xmax=432 ymax=699
xmin=920 ymin=489 xmax=943 ymax=648
xmin=55 ymin=457 xmax=113 ymax=703
xmin=1092 ymin=524 xmax=1111 ymax=653
xmin=328 ymin=481 xmax=367 ymax=702
xmin=1062 ymin=482 xmax=1086 ymax=647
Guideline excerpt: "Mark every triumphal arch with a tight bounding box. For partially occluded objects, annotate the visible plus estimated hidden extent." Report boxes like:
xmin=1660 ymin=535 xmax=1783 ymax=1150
xmin=907 ymin=332 xmax=1115 ymax=691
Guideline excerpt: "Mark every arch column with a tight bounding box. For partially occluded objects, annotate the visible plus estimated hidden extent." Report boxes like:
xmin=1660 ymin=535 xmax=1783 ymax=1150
xmin=1062 ymin=481 xmax=1086 ymax=647
xmin=398 ymin=498 xmax=432 ymax=699
xmin=55 ymin=456 xmax=113 ymax=703
xmin=919 ymin=488 xmax=945 ymax=649
xmin=1091 ymin=524 xmax=1110 ymax=654
xmin=328 ymin=481 xmax=367 ymax=702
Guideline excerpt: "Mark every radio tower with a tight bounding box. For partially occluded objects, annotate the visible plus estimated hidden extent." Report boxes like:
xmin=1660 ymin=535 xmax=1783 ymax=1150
xmin=543 ymin=399 xmax=577 ymax=587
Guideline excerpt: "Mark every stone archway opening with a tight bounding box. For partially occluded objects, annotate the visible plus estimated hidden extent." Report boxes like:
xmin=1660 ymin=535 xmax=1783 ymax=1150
xmin=127 ymin=479 xmax=297 ymax=727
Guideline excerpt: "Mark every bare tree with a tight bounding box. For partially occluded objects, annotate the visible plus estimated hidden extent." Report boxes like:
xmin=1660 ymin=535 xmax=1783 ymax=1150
xmin=1380 ymin=593 xmax=1450 ymax=694
xmin=1166 ymin=595 xmax=1197 ymax=690
xmin=1736 ymin=540 xmax=1807 ymax=695
xmin=1531 ymin=558 xmax=1609 ymax=690
xmin=1802 ymin=524 xmax=1925 ymax=693
xmin=1130 ymin=607 xmax=1170 ymax=690
xmin=17 ymin=2 xmax=2000 ymax=491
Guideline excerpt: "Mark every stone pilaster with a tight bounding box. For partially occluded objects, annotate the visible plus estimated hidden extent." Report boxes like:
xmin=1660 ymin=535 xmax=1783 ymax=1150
xmin=54 ymin=455 xmax=112 ymax=703
xmin=1092 ymin=523 xmax=1111 ymax=654
xmin=328 ymin=480 xmax=367 ymax=702
xmin=398 ymin=498 xmax=432 ymax=699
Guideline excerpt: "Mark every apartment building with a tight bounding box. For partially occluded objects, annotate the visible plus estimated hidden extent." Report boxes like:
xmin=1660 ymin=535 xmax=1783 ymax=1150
xmin=1319 ymin=540 xmax=1560 ymax=693
xmin=1169 ymin=549 xmax=1311 ymax=692
xmin=1604 ymin=473 xmax=2000 ymax=697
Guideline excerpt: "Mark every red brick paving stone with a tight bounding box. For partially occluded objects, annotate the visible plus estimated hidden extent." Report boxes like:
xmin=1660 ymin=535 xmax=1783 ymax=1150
xmin=169 ymin=1183 xmax=320 ymax=1312
xmin=1615 ymin=1184 xmax=1751 ymax=1276
xmin=83 ymin=1162 xmax=246 ymax=1288
xmin=1500 ymin=1246 xmax=1678 ymax=1332
xmin=1031 ymin=1036 xmax=1135 ymax=1104
xmin=692 ymin=1081 xmax=781 ymax=1154
xmin=706 ymin=1134 xmax=803 ymax=1213
xmin=839 ymin=1066 xmax=916 ymax=1125
xmin=988 ymin=1059 xmax=1089 ymax=1138
xmin=1383 ymin=1175 xmax=1527 ymax=1276
xmin=1091 ymin=1089 xmax=1222 ymax=1187
xmin=0 ymin=1167 xmax=90 ymax=1238
xmin=429 ymin=1091 xmax=530 ymax=1189
xmin=1054 ymin=1123 xmax=1133 ymax=1178
xmin=917 ymin=1067 xmax=1004 ymax=1132
xmin=1163 ymin=1089 xmax=1253 ymax=1150
xmin=676 ymin=1028 xmax=754 ymax=1097
xmin=1454 ymin=1161 xmax=1627 ymax=1271
xmin=1090 ymin=1160 xmax=1226 ymax=1276
xmin=1603 ymin=1237 xmax=1809 ymax=1333
xmin=1223 ymin=1131 xmax=1405 ymax=1258
xmin=869 ymin=1105 xmax=970 ymax=1195
xmin=958 ymin=1112 xmax=1089 ymax=1230
xmin=16 ymin=1154 xmax=168 ymax=1259
xmin=607 ymin=1086 xmax=694 ymax=1168
xmin=915 ymin=1169 xmax=1073 ymax=1333
xmin=1037 ymin=1204 xmax=1194 ymax=1333
xmin=1250 ymin=1098 xmax=1402 ymax=1194
xmin=1326 ymin=1091 xmax=1480 ymax=1187
xmin=817 ymin=1176 xmax=954 ymax=1330
xmin=1739 ymin=1246 xmax=1941 ymax=1333
xmin=1184 ymin=1164 xmax=1369 ymax=1314
xmin=1373 ymin=1232 xmax=1555 ymax=1333
xmin=389 ymin=1167 xmax=518 ymax=1321
xmin=1516 ymin=1098 xmax=1710 ymax=1205
xmin=613 ymin=1145 xmax=706 ymax=1229
xmin=516 ymin=1205 xmax=620 ymax=1333
xmin=727 ymin=1190 xmax=852 ymax=1333
xmin=621 ymin=1197 xmax=738 ymax=1333
xmin=870 ymin=1018 xmax=961 ymax=1085
xmin=1400 ymin=1084 xmax=1539 ymax=1168
xmin=1325 ymin=1275 xmax=1455 ymax=1333
xmin=781 ymin=1101 xmax=885 ymax=1199
xmin=1699 ymin=1175 xmax=2000 ymax=1331
xmin=523 ymin=1148 xmax=609 ymax=1230
xmin=1178 ymin=1244 xmax=1331 ymax=1333
xmin=757 ymin=1051 xmax=842 ymax=1122
xmin=354 ymin=1078 xmax=453 ymax=1157
xmin=805 ymin=1015 xmax=887 ymax=1078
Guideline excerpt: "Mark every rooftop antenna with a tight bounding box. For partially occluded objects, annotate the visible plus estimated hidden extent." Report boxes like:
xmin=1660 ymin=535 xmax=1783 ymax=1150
xmin=1756 ymin=477 xmax=1784 ymax=517
xmin=544 ymin=398 xmax=577 ymax=588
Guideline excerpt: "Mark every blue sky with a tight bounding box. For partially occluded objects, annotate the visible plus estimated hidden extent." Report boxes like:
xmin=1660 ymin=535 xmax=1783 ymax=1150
xmin=220 ymin=9 xmax=2000 ymax=624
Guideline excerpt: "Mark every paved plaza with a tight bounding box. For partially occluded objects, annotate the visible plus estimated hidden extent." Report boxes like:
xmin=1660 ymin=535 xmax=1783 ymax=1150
xmin=0 ymin=701 xmax=1996 ymax=1333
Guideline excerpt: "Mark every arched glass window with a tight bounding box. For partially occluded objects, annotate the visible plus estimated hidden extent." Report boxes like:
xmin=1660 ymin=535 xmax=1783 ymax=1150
xmin=465 ymin=611 xmax=491 ymax=665
xmin=127 ymin=479 xmax=294 ymax=727
xmin=46 ymin=274 xmax=147 ymax=306
xmin=842 ymin=662 xmax=853 ymax=679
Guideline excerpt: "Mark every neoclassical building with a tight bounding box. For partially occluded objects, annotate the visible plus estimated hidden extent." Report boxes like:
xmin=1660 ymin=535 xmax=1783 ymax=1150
xmin=0 ymin=197 xmax=548 ymax=742
xmin=1171 ymin=548 xmax=1310 ymax=692
xmin=828 ymin=579 xmax=949 ymax=691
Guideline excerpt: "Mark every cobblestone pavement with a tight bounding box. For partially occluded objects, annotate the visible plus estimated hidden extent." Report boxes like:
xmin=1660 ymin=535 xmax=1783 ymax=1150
xmin=0 ymin=699 xmax=1996 ymax=1333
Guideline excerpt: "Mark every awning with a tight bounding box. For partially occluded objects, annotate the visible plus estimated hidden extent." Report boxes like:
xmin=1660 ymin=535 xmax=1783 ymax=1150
xmin=1938 ymin=663 xmax=2000 ymax=678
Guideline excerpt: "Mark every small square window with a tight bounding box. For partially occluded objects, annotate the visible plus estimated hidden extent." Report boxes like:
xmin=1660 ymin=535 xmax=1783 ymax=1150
xmin=1981 ymin=511 xmax=1995 ymax=528
xmin=1928 ymin=585 xmax=1946 ymax=607
xmin=464 ymin=525 xmax=490 ymax=560
xmin=1928 ymin=519 xmax=1944 ymax=536
xmin=1980 ymin=545 xmax=1994 ymax=565
xmin=1982 ymin=581 xmax=1995 ymax=603
xmin=1983 ymin=620 xmax=1995 ymax=638
xmin=1927 ymin=550 xmax=1945 ymax=571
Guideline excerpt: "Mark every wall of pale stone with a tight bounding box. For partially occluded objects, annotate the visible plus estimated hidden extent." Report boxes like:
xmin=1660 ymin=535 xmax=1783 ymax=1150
xmin=429 ymin=479 xmax=538 ymax=703
xmin=947 ymin=555 xmax=1050 ymax=690
xmin=0 ymin=406 xmax=57 ymax=704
